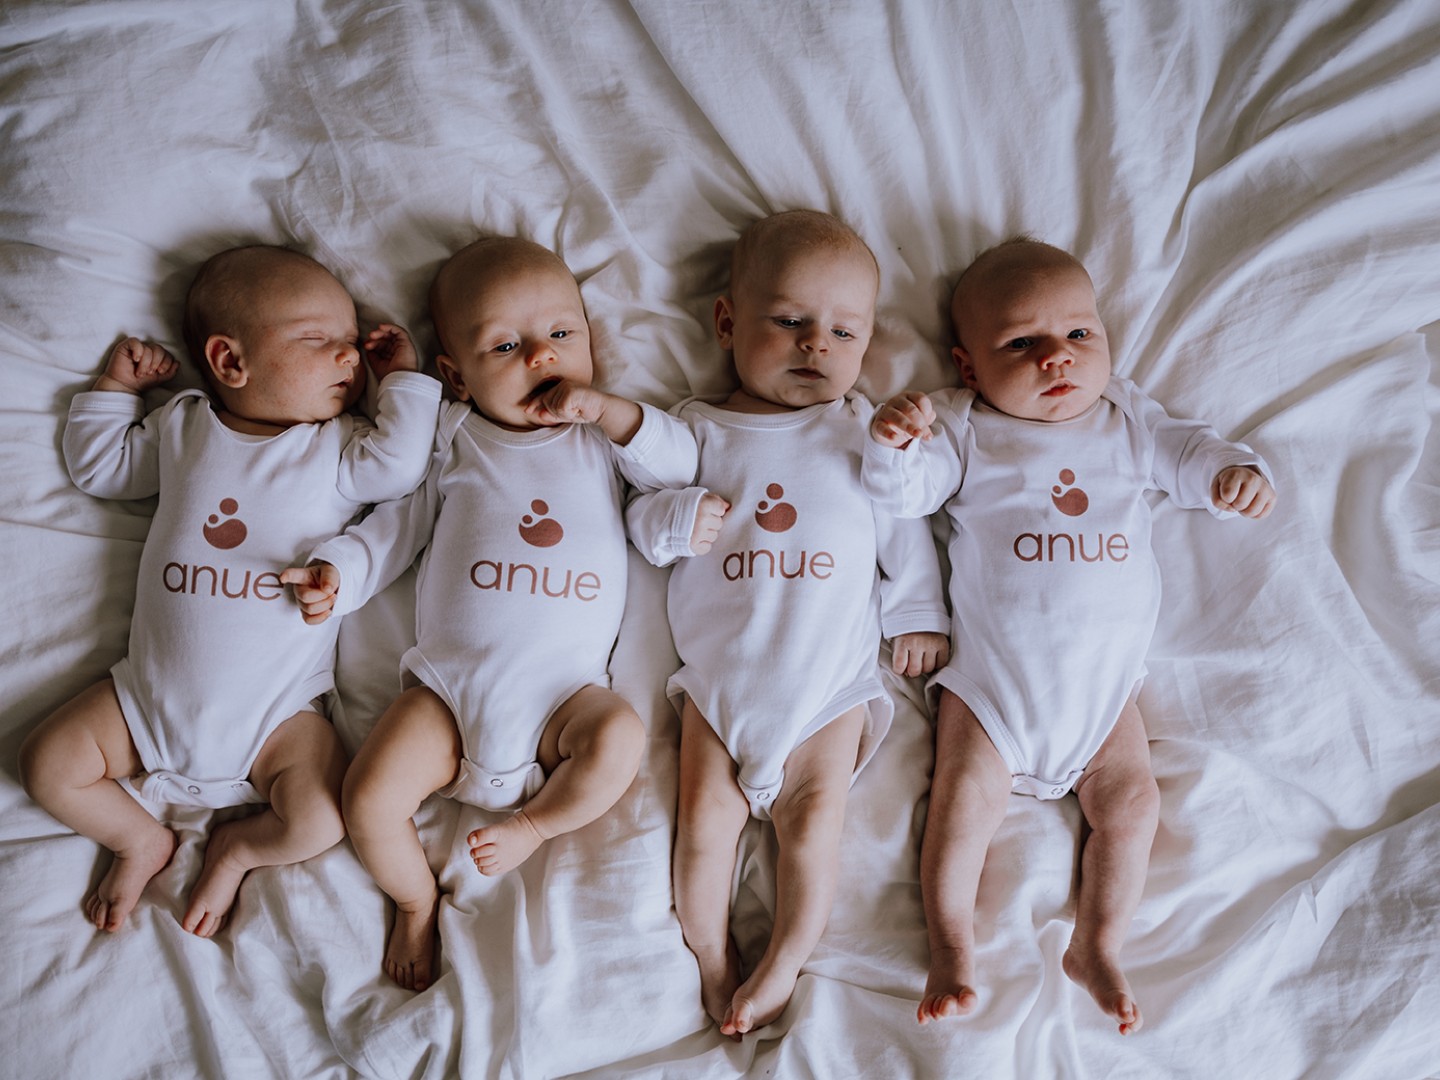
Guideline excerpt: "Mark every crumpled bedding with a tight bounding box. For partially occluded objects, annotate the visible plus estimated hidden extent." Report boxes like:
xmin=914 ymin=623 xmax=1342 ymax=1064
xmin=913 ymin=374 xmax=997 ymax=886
xmin=1 ymin=1 xmax=1437 ymax=1077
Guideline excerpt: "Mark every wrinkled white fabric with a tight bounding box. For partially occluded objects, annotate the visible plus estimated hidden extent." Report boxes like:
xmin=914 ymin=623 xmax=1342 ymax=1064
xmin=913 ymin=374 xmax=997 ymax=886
xmin=1 ymin=2 xmax=1437 ymax=1078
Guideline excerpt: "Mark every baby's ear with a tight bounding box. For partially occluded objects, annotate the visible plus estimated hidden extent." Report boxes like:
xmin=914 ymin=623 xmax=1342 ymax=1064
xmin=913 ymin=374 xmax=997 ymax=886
xmin=205 ymin=335 xmax=246 ymax=388
xmin=713 ymin=294 xmax=736 ymax=349
xmin=434 ymin=354 xmax=471 ymax=402
xmin=952 ymin=344 xmax=978 ymax=390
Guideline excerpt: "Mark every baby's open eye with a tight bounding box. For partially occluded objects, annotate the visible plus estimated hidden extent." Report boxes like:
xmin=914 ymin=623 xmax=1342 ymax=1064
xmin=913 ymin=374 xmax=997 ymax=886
xmin=1068 ymin=329 xmax=1090 ymax=340
xmin=551 ymin=329 xmax=570 ymax=339
xmin=494 ymin=342 xmax=517 ymax=354
xmin=1007 ymin=337 xmax=1034 ymax=350
xmin=775 ymin=317 xmax=801 ymax=328
xmin=832 ymin=328 xmax=853 ymax=340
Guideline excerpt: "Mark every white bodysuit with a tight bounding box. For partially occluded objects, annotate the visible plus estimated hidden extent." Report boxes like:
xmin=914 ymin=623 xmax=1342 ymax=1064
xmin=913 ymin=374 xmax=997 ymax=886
xmin=62 ymin=374 xmax=441 ymax=808
xmin=627 ymin=392 xmax=949 ymax=818
xmin=862 ymin=377 xmax=1271 ymax=798
xmin=314 ymin=402 xmax=697 ymax=811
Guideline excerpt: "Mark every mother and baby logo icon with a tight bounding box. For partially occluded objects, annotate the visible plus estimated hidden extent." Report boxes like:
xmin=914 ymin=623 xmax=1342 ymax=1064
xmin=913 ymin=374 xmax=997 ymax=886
xmin=1051 ymin=469 xmax=1088 ymax=517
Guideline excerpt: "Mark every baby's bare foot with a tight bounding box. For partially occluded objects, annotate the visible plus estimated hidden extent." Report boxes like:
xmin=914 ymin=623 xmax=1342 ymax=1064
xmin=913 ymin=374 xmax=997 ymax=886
xmin=1063 ymin=940 xmax=1143 ymax=1035
xmin=183 ymin=822 xmax=250 ymax=937
xmin=86 ymin=827 xmax=177 ymax=932
xmin=385 ymin=895 xmax=440 ymax=992
xmin=468 ymin=810 xmax=545 ymax=876
xmin=720 ymin=960 xmax=799 ymax=1037
xmin=917 ymin=945 xmax=980 ymax=1024
xmin=696 ymin=938 xmax=743 ymax=1039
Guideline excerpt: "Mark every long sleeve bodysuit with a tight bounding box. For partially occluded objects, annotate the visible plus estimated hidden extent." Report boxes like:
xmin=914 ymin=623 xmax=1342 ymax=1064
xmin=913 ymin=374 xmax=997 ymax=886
xmin=862 ymin=376 xmax=1271 ymax=798
xmin=62 ymin=374 xmax=441 ymax=807
xmin=314 ymin=402 xmax=697 ymax=811
xmin=627 ymin=392 xmax=949 ymax=818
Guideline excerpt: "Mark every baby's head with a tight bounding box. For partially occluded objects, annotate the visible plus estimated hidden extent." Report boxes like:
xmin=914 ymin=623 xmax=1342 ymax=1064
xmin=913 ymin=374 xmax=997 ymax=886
xmin=950 ymin=238 xmax=1111 ymax=422
xmin=716 ymin=210 xmax=879 ymax=412
xmin=430 ymin=237 xmax=593 ymax=430
xmin=183 ymin=245 xmax=364 ymax=427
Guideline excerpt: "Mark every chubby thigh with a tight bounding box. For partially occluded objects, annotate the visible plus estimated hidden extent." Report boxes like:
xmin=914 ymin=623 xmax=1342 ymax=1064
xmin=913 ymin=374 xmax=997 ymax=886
xmin=345 ymin=686 xmax=466 ymax=818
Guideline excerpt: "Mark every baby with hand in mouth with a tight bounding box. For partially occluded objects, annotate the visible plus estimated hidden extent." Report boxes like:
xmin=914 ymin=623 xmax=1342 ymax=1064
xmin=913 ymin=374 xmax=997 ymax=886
xmin=287 ymin=236 xmax=698 ymax=992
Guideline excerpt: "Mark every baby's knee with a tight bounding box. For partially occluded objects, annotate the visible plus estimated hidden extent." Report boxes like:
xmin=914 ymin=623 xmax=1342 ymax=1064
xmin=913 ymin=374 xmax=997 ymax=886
xmin=1087 ymin=771 xmax=1160 ymax=835
xmin=565 ymin=698 xmax=645 ymax=767
xmin=17 ymin=722 xmax=77 ymax=799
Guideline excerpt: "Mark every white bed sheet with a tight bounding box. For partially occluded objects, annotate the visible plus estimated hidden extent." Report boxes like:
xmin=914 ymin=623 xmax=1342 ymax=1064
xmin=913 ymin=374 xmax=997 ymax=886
xmin=2 ymin=1 xmax=1438 ymax=1077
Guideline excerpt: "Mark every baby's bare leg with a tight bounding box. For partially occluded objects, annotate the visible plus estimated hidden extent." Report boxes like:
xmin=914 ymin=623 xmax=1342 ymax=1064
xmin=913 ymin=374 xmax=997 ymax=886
xmin=917 ymin=689 xmax=1012 ymax=1024
xmin=1064 ymin=698 xmax=1159 ymax=1036
xmin=467 ymin=684 xmax=645 ymax=877
xmin=183 ymin=708 xmax=347 ymax=937
xmin=673 ymin=700 xmax=749 ymax=1033
xmin=18 ymin=679 xmax=176 ymax=932
xmin=343 ymin=687 xmax=463 ymax=991
xmin=722 ymin=705 xmax=865 ymax=1037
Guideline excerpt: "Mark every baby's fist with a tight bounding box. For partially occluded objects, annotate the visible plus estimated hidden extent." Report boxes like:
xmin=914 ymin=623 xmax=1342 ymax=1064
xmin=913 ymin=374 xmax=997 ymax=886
xmin=1212 ymin=466 xmax=1276 ymax=519
xmin=891 ymin=631 xmax=950 ymax=677
xmin=690 ymin=493 xmax=730 ymax=555
xmin=100 ymin=337 xmax=178 ymax=393
xmin=365 ymin=324 xmax=419 ymax=381
xmin=280 ymin=562 xmax=342 ymax=624
xmin=872 ymin=392 xmax=935 ymax=448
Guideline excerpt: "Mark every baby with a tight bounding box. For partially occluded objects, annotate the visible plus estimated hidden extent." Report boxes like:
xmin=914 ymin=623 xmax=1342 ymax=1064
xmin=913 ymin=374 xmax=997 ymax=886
xmin=864 ymin=237 xmax=1277 ymax=1034
xmin=19 ymin=245 xmax=440 ymax=936
xmin=626 ymin=210 xmax=951 ymax=1036
xmin=285 ymin=236 xmax=699 ymax=992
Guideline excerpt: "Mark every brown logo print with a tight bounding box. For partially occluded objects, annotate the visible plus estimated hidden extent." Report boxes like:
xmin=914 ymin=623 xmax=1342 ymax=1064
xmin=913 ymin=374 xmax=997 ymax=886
xmin=518 ymin=499 xmax=564 ymax=548
xmin=203 ymin=498 xmax=248 ymax=549
xmin=754 ymin=483 xmax=797 ymax=533
xmin=1050 ymin=469 xmax=1089 ymax=517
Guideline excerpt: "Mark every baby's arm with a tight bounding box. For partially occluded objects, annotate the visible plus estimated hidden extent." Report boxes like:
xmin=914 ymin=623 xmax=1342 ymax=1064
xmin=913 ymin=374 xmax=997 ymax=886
xmin=336 ymin=361 xmax=442 ymax=504
xmin=875 ymin=509 xmax=951 ymax=677
xmin=291 ymin=421 xmax=449 ymax=622
xmin=526 ymin=380 xmax=644 ymax=446
xmin=1119 ymin=379 xmax=1278 ymax=518
xmin=61 ymin=338 xmax=179 ymax=499
xmin=862 ymin=391 xmax=965 ymax=519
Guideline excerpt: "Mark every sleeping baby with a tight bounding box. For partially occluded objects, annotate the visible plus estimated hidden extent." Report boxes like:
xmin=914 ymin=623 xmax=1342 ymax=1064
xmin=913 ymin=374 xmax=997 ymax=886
xmin=864 ymin=237 xmax=1277 ymax=1035
xmin=284 ymin=236 xmax=698 ymax=992
xmin=627 ymin=210 xmax=950 ymax=1037
xmin=20 ymin=245 xmax=439 ymax=936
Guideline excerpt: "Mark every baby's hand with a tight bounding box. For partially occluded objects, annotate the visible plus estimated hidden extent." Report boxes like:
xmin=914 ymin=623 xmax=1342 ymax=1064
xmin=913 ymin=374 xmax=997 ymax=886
xmin=96 ymin=337 xmax=178 ymax=394
xmin=364 ymin=323 xmax=419 ymax=381
xmin=524 ymin=378 xmax=607 ymax=427
xmin=891 ymin=631 xmax=950 ymax=677
xmin=279 ymin=561 xmax=341 ymax=624
xmin=689 ymin=493 xmax=730 ymax=555
xmin=872 ymin=392 xmax=935 ymax=448
xmin=1212 ymin=466 xmax=1276 ymax=519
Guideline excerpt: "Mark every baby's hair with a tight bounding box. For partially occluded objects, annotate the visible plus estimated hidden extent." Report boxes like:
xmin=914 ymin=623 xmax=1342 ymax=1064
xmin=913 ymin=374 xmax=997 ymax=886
xmin=182 ymin=245 xmax=326 ymax=367
xmin=429 ymin=236 xmax=579 ymax=359
xmin=729 ymin=209 xmax=879 ymax=298
xmin=950 ymin=235 xmax=1090 ymax=350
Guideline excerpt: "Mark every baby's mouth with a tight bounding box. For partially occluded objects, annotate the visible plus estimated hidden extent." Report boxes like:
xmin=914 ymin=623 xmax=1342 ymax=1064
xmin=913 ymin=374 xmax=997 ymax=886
xmin=791 ymin=367 xmax=824 ymax=381
xmin=525 ymin=375 xmax=563 ymax=402
xmin=1041 ymin=381 xmax=1075 ymax=397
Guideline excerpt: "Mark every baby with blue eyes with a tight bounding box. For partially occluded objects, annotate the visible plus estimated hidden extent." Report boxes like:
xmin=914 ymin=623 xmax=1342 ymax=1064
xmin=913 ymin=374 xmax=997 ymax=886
xmin=286 ymin=236 xmax=698 ymax=992
xmin=864 ymin=236 xmax=1277 ymax=1035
